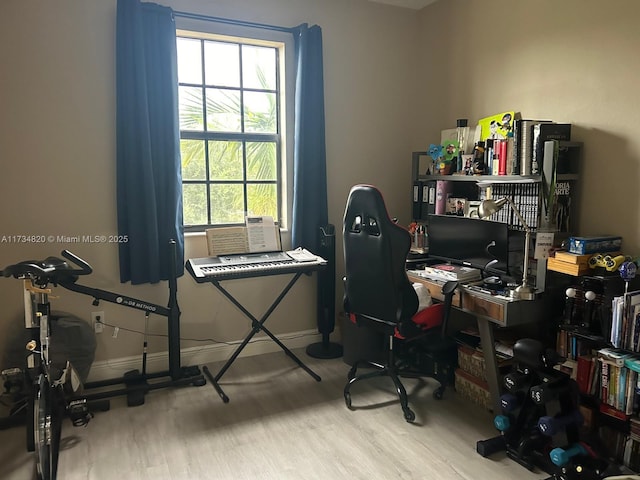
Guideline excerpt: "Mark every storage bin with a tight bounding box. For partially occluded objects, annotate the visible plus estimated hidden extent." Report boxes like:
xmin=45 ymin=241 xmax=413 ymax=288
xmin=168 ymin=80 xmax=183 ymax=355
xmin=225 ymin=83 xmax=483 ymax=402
xmin=455 ymin=368 xmax=491 ymax=411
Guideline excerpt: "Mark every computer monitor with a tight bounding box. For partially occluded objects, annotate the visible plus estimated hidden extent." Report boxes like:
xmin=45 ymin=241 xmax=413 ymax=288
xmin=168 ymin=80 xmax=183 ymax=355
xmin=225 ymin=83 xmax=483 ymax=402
xmin=427 ymin=214 xmax=510 ymax=276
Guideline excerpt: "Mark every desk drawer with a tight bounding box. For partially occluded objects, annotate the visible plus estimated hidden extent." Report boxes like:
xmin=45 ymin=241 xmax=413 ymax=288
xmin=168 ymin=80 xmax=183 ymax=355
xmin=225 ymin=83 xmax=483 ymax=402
xmin=461 ymin=292 xmax=505 ymax=324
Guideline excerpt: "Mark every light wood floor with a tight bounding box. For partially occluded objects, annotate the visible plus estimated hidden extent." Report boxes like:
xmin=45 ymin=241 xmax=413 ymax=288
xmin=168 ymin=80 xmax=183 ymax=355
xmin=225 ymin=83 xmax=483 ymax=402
xmin=0 ymin=349 xmax=549 ymax=480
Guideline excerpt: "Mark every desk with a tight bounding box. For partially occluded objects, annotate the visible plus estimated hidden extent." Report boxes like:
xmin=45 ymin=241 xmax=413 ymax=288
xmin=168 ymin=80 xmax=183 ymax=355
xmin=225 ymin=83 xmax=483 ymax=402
xmin=186 ymin=255 xmax=326 ymax=403
xmin=408 ymin=272 xmax=546 ymax=412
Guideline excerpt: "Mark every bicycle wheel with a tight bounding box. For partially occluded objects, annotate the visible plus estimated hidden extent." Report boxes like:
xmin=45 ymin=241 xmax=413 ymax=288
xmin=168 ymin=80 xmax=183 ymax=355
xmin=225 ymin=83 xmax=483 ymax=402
xmin=33 ymin=374 xmax=63 ymax=480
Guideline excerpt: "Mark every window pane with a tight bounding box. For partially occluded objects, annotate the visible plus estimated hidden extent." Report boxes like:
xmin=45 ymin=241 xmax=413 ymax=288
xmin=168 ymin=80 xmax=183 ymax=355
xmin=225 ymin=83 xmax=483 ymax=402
xmin=204 ymin=41 xmax=240 ymax=87
xmin=177 ymin=38 xmax=202 ymax=84
xmin=209 ymin=140 xmax=243 ymax=180
xmin=246 ymin=142 xmax=276 ymax=180
xmin=243 ymin=91 xmax=276 ymax=133
xmin=210 ymin=184 xmax=245 ymax=224
xmin=179 ymin=86 xmax=204 ymax=131
xmin=206 ymin=88 xmax=241 ymax=132
xmin=183 ymin=184 xmax=208 ymax=225
xmin=242 ymin=45 xmax=276 ymax=90
xmin=247 ymin=183 xmax=277 ymax=218
xmin=181 ymin=140 xmax=206 ymax=180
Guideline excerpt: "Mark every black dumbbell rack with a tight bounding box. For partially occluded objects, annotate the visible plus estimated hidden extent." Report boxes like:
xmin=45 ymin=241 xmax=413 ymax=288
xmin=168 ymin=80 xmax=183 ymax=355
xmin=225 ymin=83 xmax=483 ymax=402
xmin=476 ymin=339 xmax=608 ymax=478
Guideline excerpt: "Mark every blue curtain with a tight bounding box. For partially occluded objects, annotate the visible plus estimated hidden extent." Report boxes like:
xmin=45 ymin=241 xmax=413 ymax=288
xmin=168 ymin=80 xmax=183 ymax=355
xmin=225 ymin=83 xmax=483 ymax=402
xmin=116 ymin=0 xmax=184 ymax=284
xmin=291 ymin=25 xmax=335 ymax=341
xmin=291 ymin=24 xmax=328 ymax=254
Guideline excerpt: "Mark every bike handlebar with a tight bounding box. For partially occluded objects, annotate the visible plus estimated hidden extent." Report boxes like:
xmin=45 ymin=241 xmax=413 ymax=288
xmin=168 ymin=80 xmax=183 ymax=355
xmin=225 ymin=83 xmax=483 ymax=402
xmin=60 ymin=250 xmax=93 ymax=275
xmin=1 ymin=250 xmax=93 ymax=283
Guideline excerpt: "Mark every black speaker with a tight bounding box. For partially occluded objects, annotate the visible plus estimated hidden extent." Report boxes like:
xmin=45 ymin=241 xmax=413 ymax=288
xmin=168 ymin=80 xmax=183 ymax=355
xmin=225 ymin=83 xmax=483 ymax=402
xmin=306 ymin=224 xmax=343 ymax=359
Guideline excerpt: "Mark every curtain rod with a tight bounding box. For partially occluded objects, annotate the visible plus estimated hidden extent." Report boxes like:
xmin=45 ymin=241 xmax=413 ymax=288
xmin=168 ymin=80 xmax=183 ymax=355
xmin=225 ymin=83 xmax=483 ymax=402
xmin=172 ymin=10 xmax=297 ymax=34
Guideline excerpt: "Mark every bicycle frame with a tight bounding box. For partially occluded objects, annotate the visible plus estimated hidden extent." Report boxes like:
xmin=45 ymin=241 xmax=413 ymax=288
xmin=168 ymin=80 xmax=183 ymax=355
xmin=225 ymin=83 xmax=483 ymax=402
xmin=23 ymin=279 xmax=65 ymax=480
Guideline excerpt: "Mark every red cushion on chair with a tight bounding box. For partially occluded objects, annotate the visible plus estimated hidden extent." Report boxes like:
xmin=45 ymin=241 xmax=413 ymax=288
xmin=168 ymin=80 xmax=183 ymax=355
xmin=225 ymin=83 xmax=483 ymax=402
xmin=411 ymin=302 xmax=444 ymax=330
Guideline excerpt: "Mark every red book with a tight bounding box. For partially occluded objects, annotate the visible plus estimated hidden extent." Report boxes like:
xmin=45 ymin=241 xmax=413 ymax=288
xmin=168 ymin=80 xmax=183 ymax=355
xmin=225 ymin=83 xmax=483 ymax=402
xmin=576 ymin=354 xmax=593 ymax=394
xmin=498 ymin=139 xmax=507 ymax=175
xmin=599 ymin=402 xmax=631 ymax=421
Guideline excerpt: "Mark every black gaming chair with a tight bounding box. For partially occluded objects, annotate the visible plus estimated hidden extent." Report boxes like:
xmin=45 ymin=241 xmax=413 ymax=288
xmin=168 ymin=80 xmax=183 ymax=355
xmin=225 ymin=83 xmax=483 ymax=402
xmin=342 ymin=184 xmax=458 ymax=422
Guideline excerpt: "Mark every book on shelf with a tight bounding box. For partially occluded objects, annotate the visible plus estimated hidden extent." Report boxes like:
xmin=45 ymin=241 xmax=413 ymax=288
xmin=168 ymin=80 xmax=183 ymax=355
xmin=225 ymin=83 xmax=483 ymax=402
xmin=551 ymin=180 xmax=573 ymax=233
xmin=421 ymin=180 xmax=436 ymax=219
xmin=554 ymin=358 xmax=578 ymax=379
xmin=513 ymin=119 xmax=552 ymax=176
xmin=625 ymin=355 xmax=640 ymax=373
xmin=554 ymin=251 xmax=591 ymax=265
xmin=547 ymin=256 xmax=590 ymax=276
xmin=421 ymin=263 xmax=482 ymax=282
xmin=505 ymin=137 xmax=516 ymax=175
xmin=477 ymin=111 xmax=515 ymax=142
xmin=625 ymin=291 xmax=640 ymax=352
xmin=599 ymin=347 xmax=633 ymax=367
xmin=435 ymin=180 xmax=452 ymax=215
xmin=576 ymin=354 xmax=594 ymax=393
xmin=531 ymin=123 xmax=572 ymax=175
xmin=412 ymin=180 xmax=423 ymax=221
xmin=599 ymin=402 xmax=631 ymax=422
xmin=412 ymin=180 xmax=437 ymax=221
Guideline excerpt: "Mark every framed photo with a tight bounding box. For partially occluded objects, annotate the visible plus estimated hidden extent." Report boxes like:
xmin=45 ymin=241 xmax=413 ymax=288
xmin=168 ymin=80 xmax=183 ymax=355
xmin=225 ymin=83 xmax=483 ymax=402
xmin=446 ymin=197 xmax=467 ymax=216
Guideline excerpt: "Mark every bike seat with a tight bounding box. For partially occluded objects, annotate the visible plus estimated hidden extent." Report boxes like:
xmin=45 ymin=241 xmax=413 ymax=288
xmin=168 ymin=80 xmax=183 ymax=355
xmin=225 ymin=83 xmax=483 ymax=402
xmin=2 ymin=256 xmax=72 ymax=283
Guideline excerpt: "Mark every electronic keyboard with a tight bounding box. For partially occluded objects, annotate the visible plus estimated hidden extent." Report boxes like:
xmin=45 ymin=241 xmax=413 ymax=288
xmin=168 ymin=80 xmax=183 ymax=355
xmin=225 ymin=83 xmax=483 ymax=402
xmin=186 ymin=250 xmax=326 ymax=282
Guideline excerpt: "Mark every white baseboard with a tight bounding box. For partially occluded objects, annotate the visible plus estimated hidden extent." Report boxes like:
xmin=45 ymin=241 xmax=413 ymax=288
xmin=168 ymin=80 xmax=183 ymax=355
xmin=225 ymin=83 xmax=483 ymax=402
xmin=86 ymin=329 xmax=322 ymax=383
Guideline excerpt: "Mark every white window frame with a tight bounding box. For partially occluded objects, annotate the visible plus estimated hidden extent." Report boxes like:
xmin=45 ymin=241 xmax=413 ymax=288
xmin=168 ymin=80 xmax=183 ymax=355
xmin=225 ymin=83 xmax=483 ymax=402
xmin=176 ymin=19 xmax=295 ymax=245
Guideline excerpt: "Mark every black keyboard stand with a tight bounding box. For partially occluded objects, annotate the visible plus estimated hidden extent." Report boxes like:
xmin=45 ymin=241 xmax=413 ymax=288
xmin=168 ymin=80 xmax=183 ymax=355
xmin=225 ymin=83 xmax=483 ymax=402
xmin=199 ymin=269 xmax=323 ymax=403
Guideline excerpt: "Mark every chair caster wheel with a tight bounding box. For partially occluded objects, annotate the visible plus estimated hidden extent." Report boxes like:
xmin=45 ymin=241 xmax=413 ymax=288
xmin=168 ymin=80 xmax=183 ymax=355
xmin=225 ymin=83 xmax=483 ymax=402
xmin=403 ymin=408 xmax=416 ymax=423
xmin=433 ymin=388 xmax=444 ymax=400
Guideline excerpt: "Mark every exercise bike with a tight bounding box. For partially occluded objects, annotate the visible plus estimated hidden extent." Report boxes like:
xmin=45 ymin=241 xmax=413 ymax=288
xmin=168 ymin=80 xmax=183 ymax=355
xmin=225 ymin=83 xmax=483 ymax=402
xmin=1 ymin=240 xmax=207 ymax=479
xmin=1 ymin=250 xmax=94 ymax=480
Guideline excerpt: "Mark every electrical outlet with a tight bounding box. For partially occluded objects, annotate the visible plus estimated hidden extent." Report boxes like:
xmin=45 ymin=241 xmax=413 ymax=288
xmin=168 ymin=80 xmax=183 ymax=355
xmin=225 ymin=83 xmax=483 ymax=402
xmin=91 ymin=311 xmax=104 ymax=334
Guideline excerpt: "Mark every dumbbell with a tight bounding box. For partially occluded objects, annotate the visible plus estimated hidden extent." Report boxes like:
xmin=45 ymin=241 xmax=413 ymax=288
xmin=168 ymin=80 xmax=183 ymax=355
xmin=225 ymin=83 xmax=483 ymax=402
xmin=530 ymin=382 xmax=564 ymax=405
xmin=494 ymin=414 xmax=511 ymax=432
xmin=504 ymin=371 xmax=529 ymax=393
xmin=500 ymin=393 xmax=521 ymax=412
xmin=538 ymin=410 xmax=583 ymax=436
xmin=549 ymin=443 xmax=588 ymax=467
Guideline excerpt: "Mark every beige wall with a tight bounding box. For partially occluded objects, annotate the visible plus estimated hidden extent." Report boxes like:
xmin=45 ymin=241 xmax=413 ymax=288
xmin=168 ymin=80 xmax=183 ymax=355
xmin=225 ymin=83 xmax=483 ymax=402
xmin=0 ymin=0 xmax=420 ymax=369
xmin=2 ymin=0 xmax=638 ymax=371
xmin=416 ymin=0 xmax=640 ymax=248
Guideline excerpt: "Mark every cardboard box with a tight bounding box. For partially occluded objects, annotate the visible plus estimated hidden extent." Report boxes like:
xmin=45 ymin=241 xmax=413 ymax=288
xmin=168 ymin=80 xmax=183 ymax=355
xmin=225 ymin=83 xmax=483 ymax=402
xmin=568 ymin=236 xmax=622 ymax=255
xmin=457 ymin=345 xmax=514 ymax=381
xmin=455 ymin=368 xmax=491 ymax=411
xmin=458 ymin=345 xmax=488 ymax=380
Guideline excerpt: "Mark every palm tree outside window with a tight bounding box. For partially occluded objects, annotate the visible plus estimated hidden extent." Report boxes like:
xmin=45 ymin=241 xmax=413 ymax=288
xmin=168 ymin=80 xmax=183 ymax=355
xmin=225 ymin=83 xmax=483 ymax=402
xmin=177 ymin=33 xmax=284 ymax=230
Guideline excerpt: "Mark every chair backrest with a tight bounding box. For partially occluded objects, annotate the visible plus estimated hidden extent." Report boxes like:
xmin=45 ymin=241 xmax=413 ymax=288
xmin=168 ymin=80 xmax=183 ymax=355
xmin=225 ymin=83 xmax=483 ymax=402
xmin=343 ymin=185 xmax=418 ymax=326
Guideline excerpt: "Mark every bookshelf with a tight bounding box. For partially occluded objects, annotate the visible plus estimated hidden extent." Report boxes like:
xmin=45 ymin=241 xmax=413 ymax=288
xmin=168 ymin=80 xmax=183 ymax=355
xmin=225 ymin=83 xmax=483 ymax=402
xmin=555 ymin=273 xmax=640 ymax=471
xmin=411 ymin=141 xmax=583 ymax=294
xmin=411 ymin=141 xmax=583 ymax=232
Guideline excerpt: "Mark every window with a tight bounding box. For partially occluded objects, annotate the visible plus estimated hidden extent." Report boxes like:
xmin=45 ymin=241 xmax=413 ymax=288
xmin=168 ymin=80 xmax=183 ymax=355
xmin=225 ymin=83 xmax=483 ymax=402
xmin=176 ymin=29 xmax=290 ymax=230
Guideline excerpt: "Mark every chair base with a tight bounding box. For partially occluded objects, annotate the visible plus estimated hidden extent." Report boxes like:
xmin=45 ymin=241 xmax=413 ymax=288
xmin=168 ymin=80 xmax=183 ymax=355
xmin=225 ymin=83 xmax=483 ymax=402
xmin=395 ymin=335 xmax=458 ymax=388
xmin=343 ymin=335 xmax=458 ymax=422
xmin=344 ymin=359 xmax=416 ymax=423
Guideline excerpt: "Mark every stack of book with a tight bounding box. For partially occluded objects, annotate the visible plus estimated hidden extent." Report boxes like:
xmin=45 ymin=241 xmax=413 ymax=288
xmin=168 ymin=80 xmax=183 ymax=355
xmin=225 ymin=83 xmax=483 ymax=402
xmin=421 ymin=263 xmax=481 ymax=282
xmin=597 ymin=348 xmax=637 ymax=418
xmin=547 ymin=251 xmax=591 ymax=276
